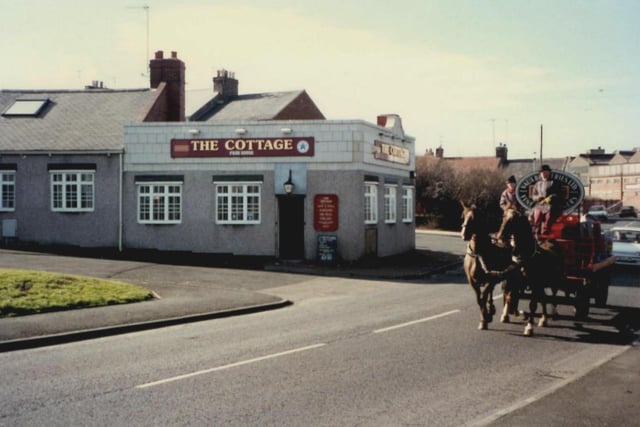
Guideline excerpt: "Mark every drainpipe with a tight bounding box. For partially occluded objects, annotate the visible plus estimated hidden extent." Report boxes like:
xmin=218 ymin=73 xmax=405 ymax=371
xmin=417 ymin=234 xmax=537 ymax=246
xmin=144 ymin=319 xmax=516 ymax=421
xmin=118 ymin=151 xmax=123 ymax=252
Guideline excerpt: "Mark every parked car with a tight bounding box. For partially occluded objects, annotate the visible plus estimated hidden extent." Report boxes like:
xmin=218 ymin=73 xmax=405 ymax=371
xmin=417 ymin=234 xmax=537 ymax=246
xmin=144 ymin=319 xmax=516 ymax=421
xmin=610 ymin=224 xmax=640 ymax=266
xmin=619 ymin=206 xmax=638 ymax=218
xmin=587 ymin=205 xmax=608 ymax=221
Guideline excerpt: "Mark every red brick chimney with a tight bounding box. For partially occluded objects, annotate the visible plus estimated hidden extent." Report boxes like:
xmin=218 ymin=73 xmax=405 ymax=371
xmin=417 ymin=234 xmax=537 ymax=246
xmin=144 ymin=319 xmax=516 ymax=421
xmin=495 ymin=143 xmax=508 ymax=161
xmin=149 ymin=50 xmax=185 ymax=121
xmin=213 ymin=69 xmax=238 ymax=99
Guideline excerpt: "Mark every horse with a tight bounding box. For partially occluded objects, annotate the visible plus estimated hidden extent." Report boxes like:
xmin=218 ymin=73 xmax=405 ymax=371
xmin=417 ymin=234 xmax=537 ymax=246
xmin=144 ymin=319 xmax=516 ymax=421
xmin=460 ymin=203 xmax=511 ymax=330
xmin=496 ymin=207 xmax=565 ymax=336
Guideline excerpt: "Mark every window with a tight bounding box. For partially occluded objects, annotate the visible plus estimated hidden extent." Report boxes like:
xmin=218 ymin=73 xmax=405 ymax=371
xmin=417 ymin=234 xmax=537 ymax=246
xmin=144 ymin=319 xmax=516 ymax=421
xmin=50 ymin=171 xmax=94 ymax=212
xmin=384 ymin=185 xmax=397 ymax=224
xmin=0 ymin=171 xmax=15 ymax=211
xmin=137 ymin=183 xmax=182 ymax=224
xmin=215 ymin=182 xmax=261 ymax=224
xmin=402 ymin=186 xmax=414 ymax=223
xmin=364 ymin=182 xmax=378 ymax=224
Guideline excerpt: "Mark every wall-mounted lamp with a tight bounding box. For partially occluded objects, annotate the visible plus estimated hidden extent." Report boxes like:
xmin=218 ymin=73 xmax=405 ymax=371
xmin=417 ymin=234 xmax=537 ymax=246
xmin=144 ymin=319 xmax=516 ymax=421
xmin=283 ymin=169 xmax=294 ymax=195
xmin=280 ymin=127 xmax=292 ymax=134
xmin=188 ymin=129 xmax=200 ymax=135
xmin=235 ymin=128 xmax=247 ymax=135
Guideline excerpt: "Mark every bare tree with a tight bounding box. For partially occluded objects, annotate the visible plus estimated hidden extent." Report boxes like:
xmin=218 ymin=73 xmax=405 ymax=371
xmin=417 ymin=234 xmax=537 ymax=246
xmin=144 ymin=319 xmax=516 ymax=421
xmin=415 ymin=158 xmax=505 ymax=231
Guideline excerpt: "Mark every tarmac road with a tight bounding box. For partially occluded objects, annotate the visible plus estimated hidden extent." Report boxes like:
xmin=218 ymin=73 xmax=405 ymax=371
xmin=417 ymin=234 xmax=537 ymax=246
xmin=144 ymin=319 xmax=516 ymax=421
xmin=0 ymin=244 xmax=638 ymax=425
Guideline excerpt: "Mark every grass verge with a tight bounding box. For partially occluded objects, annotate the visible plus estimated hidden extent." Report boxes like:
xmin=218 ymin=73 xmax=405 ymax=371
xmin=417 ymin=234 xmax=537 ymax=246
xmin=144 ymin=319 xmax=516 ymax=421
xmin=0 ymin=269 xmax=153 ymax=317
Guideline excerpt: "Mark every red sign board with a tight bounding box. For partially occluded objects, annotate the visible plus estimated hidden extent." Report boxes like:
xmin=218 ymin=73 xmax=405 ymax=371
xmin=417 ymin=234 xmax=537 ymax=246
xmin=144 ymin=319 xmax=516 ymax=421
xmin=314 ymin=194 xmax=339 ymax=232
xmin=171 ymin=137 xmax=314 ymax=158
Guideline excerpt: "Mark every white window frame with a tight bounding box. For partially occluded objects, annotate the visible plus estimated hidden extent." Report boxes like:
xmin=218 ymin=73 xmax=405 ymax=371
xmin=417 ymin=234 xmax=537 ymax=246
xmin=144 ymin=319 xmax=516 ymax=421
xmin=402 ymin=186 xmax=414 ymax=223
xmin=137 ymin=182 xmax=183 ymax=224
xmin=50 ymin=170 xmax=94 ymax=212
xmin=214 ymin=181 xmax=262 ymax=225
xmin=364 ymin=182 xmax=378 ymax=224
xmin=384 ymin=184 xmax=397 ymax=224
xmin=0 ymin=171 xmax=16 ymax=212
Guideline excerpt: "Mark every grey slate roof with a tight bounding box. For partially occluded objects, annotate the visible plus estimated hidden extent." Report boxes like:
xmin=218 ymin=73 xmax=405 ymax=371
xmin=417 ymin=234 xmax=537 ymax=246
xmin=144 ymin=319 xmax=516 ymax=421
xmin=191 ymin=91 xmax=304 ymax=122
xmin=0 ymin=89 xmax=158 ymax=152
xmin=501 ymin=157 xmax=573 ymax=181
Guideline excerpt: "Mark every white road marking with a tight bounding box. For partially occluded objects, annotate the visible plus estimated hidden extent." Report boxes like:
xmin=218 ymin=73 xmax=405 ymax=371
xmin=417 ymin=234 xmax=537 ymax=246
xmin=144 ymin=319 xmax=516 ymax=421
xmin=373 ymin=309 xmax=461 ymax=334
xmin=136 ymin=343 xmax=326 ymax=389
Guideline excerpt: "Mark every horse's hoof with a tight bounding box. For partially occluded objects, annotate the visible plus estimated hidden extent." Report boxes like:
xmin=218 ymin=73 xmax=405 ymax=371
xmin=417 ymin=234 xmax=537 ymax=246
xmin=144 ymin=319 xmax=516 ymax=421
xmin=538 ymin=317 xmax=548 ymax=328
xmin=524 ymin=324 xmax=534 ymax=336
xmin=478 ymin=321 xmax=488 ymax=330
xmin=501 ymin=314 xmax=510 ymax=323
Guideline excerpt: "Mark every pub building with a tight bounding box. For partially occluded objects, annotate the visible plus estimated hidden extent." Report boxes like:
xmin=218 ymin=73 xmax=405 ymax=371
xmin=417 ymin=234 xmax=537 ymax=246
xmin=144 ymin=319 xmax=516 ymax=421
xmin=1 ymin=51 xmax=415 ymax=262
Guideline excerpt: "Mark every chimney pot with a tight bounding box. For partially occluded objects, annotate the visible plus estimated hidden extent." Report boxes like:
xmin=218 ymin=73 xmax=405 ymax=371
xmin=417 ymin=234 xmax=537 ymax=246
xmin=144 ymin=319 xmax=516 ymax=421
xmin=171 ymin=51 xmax=177 ymax=59
xmin=155 ymin=50 xmax=163 ymax=59
xmin=213 ymin=69 xmax=238 ymax=98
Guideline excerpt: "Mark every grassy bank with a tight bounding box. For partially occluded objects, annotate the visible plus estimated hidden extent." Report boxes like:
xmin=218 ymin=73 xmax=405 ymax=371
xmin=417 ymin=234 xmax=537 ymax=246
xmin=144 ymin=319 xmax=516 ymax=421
xmin=0 ymin=269 xmax=153 ymax=317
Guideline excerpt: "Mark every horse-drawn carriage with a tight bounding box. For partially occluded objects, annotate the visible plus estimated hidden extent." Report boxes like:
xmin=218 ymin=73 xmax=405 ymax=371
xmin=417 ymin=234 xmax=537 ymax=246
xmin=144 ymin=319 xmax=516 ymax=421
xmin=534 ymin=212 xmax=615 ymax=318
xmin=461 ymin=169 xmax=616 ymax=335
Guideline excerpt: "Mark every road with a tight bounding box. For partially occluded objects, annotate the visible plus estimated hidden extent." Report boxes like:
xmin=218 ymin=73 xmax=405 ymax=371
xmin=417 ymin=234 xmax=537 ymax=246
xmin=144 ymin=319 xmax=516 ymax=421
xmin=0 ymin=231 xmax=637 ymax=426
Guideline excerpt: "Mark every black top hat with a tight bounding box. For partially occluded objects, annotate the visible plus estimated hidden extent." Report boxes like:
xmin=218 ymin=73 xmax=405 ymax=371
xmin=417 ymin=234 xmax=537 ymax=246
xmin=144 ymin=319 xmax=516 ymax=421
xmin=540 ymin=164 xmax=551 ymax=172
xmin=507 ymin=175 xmax=516 ymax=183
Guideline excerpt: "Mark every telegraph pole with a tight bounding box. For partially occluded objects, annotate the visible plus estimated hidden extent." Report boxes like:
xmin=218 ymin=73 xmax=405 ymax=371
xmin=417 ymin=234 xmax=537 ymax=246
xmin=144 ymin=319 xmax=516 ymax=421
xmin=489 ymin=118 xmax=496 ymax=150
xmin=540 ymin=124 xmax=543 ymax=164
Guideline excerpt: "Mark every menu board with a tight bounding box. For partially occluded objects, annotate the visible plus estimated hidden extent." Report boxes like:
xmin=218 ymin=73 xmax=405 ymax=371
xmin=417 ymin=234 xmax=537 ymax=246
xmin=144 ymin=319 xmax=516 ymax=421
xmin=317 ymin=235 xmax=337 ymax=264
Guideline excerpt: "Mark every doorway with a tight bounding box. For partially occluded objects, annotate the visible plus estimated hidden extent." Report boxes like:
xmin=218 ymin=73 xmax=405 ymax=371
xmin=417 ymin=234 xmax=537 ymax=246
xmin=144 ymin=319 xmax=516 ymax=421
xmin=278 ymin=195 xmax=305 ymax=259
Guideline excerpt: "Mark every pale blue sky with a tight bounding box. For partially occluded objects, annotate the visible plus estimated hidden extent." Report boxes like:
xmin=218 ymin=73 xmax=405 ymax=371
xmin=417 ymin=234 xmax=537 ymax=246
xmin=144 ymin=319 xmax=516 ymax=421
xmin=2 ymin=0 xmax=638 ymax=159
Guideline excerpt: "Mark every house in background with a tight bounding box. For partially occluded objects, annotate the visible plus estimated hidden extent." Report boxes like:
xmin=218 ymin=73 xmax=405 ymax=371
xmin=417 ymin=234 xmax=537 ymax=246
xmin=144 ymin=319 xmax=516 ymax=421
xmin=419 ymin=143 xmax=571 ymax=179
xmin=582 ymin=148 xmax=640 ymax=209
xmin=567 ymin=147 xmax=616 ymax=188
xmin=0 ymin=50 xmax=186 ymax=248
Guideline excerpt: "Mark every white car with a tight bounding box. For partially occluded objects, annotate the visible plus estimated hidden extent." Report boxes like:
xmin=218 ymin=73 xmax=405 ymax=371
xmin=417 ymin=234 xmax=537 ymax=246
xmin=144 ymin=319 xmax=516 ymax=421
xmin=587 ymin=205 xmax=608 ymax=221
xmin=610 ymin=224 xmax=640 ymax=266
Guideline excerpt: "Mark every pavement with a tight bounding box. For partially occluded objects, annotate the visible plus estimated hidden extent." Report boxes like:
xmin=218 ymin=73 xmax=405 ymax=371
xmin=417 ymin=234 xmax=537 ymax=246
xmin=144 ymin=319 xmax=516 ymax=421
xmin=0 ymin=246 xmax=461 ymax=352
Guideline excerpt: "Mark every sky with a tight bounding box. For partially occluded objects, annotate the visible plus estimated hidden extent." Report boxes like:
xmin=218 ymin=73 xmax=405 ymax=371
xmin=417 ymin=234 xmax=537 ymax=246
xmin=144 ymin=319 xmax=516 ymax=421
xmin=2 ymin=0 xmax=639 ymax=160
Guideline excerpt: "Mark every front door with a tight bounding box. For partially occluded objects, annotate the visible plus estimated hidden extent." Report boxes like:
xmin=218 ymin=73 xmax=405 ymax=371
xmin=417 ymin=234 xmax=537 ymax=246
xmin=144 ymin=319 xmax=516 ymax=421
xmin=278 ymin=195 xmax=305 ymax=259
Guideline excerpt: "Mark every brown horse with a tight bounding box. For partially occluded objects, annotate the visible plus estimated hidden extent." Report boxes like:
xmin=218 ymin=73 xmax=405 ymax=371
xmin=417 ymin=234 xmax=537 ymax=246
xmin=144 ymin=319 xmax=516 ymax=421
xmin=496 ymin=207 xmax=564 ymax=336
xmin=460 ymin=203 xmax=511 ymax=330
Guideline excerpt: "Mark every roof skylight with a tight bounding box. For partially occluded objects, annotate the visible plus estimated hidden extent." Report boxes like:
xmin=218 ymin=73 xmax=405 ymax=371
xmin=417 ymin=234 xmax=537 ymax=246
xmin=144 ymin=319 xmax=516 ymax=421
xmin=2 ymin=99 xmax=50 ymax=117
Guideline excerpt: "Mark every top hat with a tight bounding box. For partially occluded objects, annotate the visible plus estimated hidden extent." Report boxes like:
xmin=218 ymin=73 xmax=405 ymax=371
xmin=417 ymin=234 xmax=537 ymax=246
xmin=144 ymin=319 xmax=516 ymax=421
xmin=540 ymin=164 xmax=551 ymax=172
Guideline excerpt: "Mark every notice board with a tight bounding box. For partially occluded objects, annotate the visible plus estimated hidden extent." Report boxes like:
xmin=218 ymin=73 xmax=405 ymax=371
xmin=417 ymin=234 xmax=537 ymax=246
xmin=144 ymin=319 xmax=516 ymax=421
xmin=314 ymin=194 xmax=339 ymax=232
